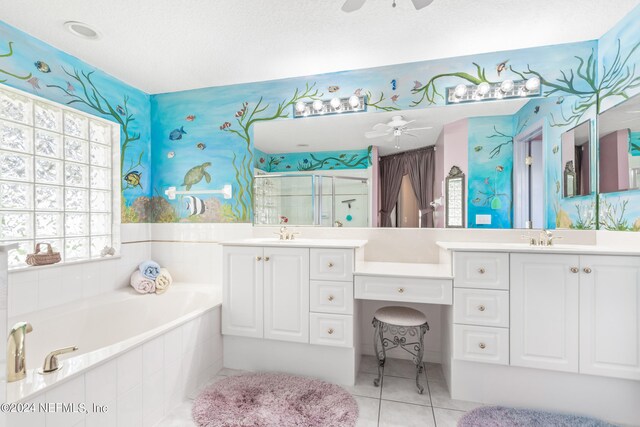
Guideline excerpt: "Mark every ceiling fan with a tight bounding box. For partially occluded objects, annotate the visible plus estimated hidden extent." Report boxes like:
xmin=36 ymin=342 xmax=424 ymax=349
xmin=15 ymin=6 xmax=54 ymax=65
xmin=342 ymin=0 xmax=434 ymax=12
xmin=365 ymin=115 xmax=432 ymax=149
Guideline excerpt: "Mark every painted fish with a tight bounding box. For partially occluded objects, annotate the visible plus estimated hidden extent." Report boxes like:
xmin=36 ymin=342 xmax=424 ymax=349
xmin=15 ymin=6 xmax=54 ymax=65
xmin=66 ymin=81 xmax=75 ymax=93
xmin=186 ymin=115 xmax=196 ymax=121
xmin=391 ymin=79 xmax=397 ymax=91
xmin=26 ymin=77 xmax=40 ymax=90
xmin=219 ymin=121 xmax=231 ymax=130
xmin=185 ymin=195 xmax=206 ymax=216
xmin=354 ymin=88 xmax=362 ymax=96
xmin=34 ymin=61 xmax=51 ymax=73
xmin=286 ymin=165 xmax=291 ymax=169
xmin=196 ymin=142 xmax=206 ymax=150
xmin=328 ymin=86 xmax=340 ymax=93
xmin=235 ymin=102 xmax=248 ymax=118
xmin=534 ymin=106 xmax=540 ymax=114
xmin=552 ymin=145 xmax=559 ymax=154
xmin=496 ymin=165 xmax=504 ymax=172
xmin=496 ymin=60 xmax=509 ymax=76
xmin=472 ymin=197 xmax=482 ymax=204
xmin=169 ymin=126 xmax=186 ymax=140
xmin=413 ymin=81 xmax=423 ymax=90
xmin=116 ymin=105 xmax=126 ymax=115
xmin=124 ymin=171 xmax=142 ymax=189
xmin=167 ymin=151 xmax=175 ymax=159
xmin=484 ymin=177 xmax=490 ymax=185
xmin=556 ymin=96 xmax=565 ymax=104
xmin=390 ymin=94 xmax=399 ymax=103
xmin=474 ymin=146 xmax=483 ymax=152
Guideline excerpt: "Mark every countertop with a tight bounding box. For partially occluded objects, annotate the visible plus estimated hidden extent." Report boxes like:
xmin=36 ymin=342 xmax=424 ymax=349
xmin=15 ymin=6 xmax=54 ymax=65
xmin=355 ymin=261 xmax=453 ymax=279
xmin=221 ymin=238 xmax=368 ymax=248
xmin=437 ymin=241 xmax=640 ymax=256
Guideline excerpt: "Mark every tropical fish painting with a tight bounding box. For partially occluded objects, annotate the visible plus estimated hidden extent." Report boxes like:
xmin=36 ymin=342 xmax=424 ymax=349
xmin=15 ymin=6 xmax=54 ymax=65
xmin=181 ymin=162 xmax=211 ymax=190
xmin=26 ymin=77 xmax=40 ymax=90
xmin=116 ymin=105 xmax=126 ymax=115
xmin=391 ymin=79 xmax=397 ymax=91
xmin=124 ymin=171 xmax=142 ymax=189
xmin=186 ymin=115 xmax=196 ymax=121
xmin=496 ymin=60 xmax=508 ymax=76
xmin=185 ymin=195 xmax=206 ymax=216
xmin=34 ymin=61 xmax=50 ymax=73
xmin=169 ymin=126 xmax=187 ymax=140
xmin=196 ymin=142 xmax=206 ymax=150
xmin=328 ymin=86 xmax=340 ymax=93
xmin=167 ymin=151 xmax=175 ymax=159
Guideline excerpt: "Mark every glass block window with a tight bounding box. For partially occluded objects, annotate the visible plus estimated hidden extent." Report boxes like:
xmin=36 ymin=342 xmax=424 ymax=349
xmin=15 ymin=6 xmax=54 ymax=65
xmin=0 ymin=85 xmax=119 ymax=268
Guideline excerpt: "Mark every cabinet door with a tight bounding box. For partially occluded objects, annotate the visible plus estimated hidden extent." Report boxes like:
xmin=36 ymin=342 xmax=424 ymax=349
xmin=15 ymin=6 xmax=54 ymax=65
xmin=222 ymin=246 xmax=264 ymax=338
xmin=264 ymin=247 xmax=310 ymax=343
xmin=510 ymin=253 xmax=579 ymax=372
xmin=580 ymin=255 xmax=640 ymax=380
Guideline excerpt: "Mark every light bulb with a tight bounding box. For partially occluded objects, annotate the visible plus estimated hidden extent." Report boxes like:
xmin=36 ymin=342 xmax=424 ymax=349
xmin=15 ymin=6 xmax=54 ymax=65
xmin=454 ymin=84 xmax=468 ymax=98
xmin=295 ymin=101 xmax=306 ymax=113
xmin=330 ymin=97 xmax=341 ymax=109
xmin=525 ymin=77 xmax=540 ymax=92
xmin=477 ymin=82 xmax=491 ymax=96
xmin=348 ymin=95 xmax=360 ymax=108
xmin=312 ymin=99 xmax=323 ymax=112
xmin=500 ymin=80 xmax=514 ymax=93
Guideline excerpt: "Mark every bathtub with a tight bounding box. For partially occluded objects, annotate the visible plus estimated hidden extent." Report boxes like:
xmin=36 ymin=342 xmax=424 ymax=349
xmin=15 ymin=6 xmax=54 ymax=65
xmin=6 ymin=282 xmax=222 ymax=411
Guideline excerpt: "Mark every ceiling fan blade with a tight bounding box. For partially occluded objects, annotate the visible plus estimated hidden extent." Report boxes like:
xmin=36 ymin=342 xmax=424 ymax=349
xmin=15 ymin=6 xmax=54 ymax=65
xmin=365 ymin=130 xmax=390 ymax=139
xmin=372 ymin=123 xmax=390 ymax=131
xmin=406 ymin=126 xmax=433 ymax=131
xmin=411 ymin=0 xmax=434 ymax=10
xmin=404 ymin=133 xmax=418 ymax=138
xmin=342 ymin=0 xmax=367 ymax=12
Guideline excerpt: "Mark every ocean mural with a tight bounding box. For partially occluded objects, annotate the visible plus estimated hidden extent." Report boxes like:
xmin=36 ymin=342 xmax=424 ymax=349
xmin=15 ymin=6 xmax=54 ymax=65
xmin=254 ymin=147 xmax=371 ymax=173
xmin=0 ymin=21 xmax=151 ymax=223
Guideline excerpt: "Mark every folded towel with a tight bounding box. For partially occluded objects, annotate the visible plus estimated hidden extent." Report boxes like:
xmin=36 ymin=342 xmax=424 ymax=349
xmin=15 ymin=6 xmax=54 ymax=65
xmin=154 ymin=268 xmax=173 ymax=294
xmin=130 ymin=270 xmax=156 ymax=294
xmin=139 ymin=260 xmax=161 ymax=280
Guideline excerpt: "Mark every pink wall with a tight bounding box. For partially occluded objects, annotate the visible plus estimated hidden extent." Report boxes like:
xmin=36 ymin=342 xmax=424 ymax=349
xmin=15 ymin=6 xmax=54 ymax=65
xmin=442 ymin=118 xmax=469 ymax=227
xmin=434 ymin=130 xmax=445 ymax=227
xmin=599 ymin=130 xmax=629 ymax=193
xmin=371 ymin=145 xmax=380 ymax=226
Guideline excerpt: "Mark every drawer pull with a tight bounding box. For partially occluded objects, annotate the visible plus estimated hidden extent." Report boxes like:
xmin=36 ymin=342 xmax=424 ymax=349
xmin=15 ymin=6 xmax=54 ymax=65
xmin=265 ymin=256 xmax=270 ymax=261
xmin=479 ymin=342 xmax=486 ymax=350
xmin=327 ymin=328 xmax=334 ymax=335
xmin=256 ymin=256 xmax=262 ymax=261
xmin=570 ymin=267 xmax=579 ymax=273
xmin=478 ymin=267 xmax=486 ymax=274
xmin=398 ymin=287 xmax=405 ymax=294
xmin=328 ymin=262 xmax=334 ymax=268
xmin=327 ymin=295 xmax=335 ymax=302
xmin=583 ymin=267 xmax=592 ymax=274
xmin=478 ymin=305 xmax=486 ymax=312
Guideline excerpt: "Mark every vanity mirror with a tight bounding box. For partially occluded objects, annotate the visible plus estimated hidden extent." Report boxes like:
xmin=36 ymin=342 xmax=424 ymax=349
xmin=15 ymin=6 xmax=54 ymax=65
xmin=561 ymin=121 xmax=592 ymax=198
xmin=598 ymin=94 xmax=640 ymax=193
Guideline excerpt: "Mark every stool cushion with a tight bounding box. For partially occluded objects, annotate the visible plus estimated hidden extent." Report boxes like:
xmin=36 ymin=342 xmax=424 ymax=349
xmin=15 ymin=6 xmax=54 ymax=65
xmin=373 ymin=306 xmax=428 ymax=327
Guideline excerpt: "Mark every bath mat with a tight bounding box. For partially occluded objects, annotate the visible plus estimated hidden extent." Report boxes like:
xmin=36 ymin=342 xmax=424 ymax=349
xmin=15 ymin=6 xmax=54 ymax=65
xmin=192 ymin=372 xmax=358 ymax=427
xmin=458 ymin=406 xmax=617 ymax=427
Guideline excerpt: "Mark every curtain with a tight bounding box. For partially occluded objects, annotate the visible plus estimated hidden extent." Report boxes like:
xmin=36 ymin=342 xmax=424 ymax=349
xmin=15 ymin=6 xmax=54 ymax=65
xmin=574 ymin=145 xmax=583 ymax=195
xmin=407 ymin=147 xmax=435 ymax=228
xmin=378 ymin=154 xmax=405 ymax=227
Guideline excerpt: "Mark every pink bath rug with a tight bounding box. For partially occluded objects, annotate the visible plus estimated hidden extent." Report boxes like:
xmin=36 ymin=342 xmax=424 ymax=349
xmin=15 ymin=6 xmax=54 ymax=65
xmin=192 ymin=372 xmax=358 ymax=427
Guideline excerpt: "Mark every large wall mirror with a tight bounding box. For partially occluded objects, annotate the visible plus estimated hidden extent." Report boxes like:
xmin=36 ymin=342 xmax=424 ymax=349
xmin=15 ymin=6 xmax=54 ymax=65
xmin=598 ymin=94 xmax=640 ymax=194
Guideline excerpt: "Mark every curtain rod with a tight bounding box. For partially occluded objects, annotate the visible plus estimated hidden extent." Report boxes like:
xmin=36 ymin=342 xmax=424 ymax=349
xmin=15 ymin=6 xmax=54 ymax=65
xmin=379 ymin=145 xmax=435 ymax=161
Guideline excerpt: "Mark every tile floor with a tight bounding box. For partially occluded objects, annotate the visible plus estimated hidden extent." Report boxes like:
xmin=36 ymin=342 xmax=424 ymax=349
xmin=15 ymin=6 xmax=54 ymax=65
xmin=156 ymin=356 xmax=482 ymax=427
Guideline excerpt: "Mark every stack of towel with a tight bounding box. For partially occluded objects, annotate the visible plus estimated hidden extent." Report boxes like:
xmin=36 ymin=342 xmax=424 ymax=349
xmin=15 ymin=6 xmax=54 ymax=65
xmin=130 ymin=260 xmax=174 ymax=294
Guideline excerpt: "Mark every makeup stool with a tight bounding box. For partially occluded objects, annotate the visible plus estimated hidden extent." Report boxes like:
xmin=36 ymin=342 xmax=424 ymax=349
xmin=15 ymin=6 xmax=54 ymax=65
xmin=372 ymin=306 xmax=429 ymax=393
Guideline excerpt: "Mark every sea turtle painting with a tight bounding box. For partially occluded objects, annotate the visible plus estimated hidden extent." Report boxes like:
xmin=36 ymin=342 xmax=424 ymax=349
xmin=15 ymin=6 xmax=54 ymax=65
xmin=181 ymin=162 xmax=211 ymax=190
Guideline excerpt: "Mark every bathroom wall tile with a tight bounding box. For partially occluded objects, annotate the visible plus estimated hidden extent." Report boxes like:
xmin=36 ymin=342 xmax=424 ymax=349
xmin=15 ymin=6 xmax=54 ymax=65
xmin=142 ymin=335 xmax=164 ymax=377
xmin=37 ymin=267 xmax=65 ymax=309
xmin=164 ymin=326 xmax=182 ymax=364
xmin=61 ymin=264 xmax=83 ymax=304
xmin=85 ymin=400 xmax=117 ymax=427
xmin=143 ymin=369 xmax=165 ymax=427
xmin=6 ymin=393 xmax=45 ymax=427
xmin=117 ymin=346 xmax=143 ymax=396
xmin=8 ymin=278 xmax=38 ymax=316
xmin=163 ymin=356 xmax=185 ymax=412
xmin=81 ymin=262 xmax=105 ymax=298
xmin=85 ymin=359 xmax=117 ymax=405
xmin=181 ymin=318 xmax=201 ymax=354
xmin=121 ymin=223 xmax=151 ymax=243
xmin=117 ymin=383 xmax=143 ymax=427
xmin=45 ymin=374 xmax=86 ymax=427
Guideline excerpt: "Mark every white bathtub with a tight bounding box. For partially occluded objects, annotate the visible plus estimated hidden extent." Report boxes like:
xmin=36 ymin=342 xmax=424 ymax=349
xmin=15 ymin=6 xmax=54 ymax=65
xmin=7 ymin=282 xmax=222 ymax=405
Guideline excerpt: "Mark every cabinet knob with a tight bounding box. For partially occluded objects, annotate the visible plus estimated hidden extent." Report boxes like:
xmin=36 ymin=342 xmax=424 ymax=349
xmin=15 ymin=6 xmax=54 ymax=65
xmin=328 ymin=295 xmax=335 ymax=302
xmin=256 ymin=256 xmax=262 ymax=261
xmin=570 ymin=267 xmax=579 ymax=273
xmin=398 ymin=287 xmax=405 ymax=294
xmin=478 ymin=268 xmax=486 ymax=274
xmin=327 ymin=328 xmax=334 ymax=335
xmin=478 ymin=305 xmax=486 ymax=312
xmin=583 ymin=267 xmax=592 ymax=274
xmin=328 ymin=262 xmax=334 ymax=268
xmin=479 ymin=343 xmax=486 ymax=350
xmin=265 ymin=257 xmax=270 ymax=261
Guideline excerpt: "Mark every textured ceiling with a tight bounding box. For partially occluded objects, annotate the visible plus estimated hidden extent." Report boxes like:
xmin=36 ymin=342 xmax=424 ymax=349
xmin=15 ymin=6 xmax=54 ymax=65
xmin=1 ymin=0 xmax=639 ymax=94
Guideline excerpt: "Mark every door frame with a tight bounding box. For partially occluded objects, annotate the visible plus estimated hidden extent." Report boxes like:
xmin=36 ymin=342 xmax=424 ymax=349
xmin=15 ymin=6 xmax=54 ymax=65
xmin=513 ymin=120 xmax=546 ymax=229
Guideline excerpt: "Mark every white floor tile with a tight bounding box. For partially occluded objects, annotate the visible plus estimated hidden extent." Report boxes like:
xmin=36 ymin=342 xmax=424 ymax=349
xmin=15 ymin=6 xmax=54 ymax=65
xmin=433 ymin=407 xmax=466 ymax=427
xmin=360 ymin=355 xmax=382 ymax=376
xmin=343 ymin=372 xmax=383 ymax=399
xmin=187 ymin=375 xmax=226 ymax=400
xmin=382 ymin=358 xmax=423 ymax=379
xmin=428 ymin=380 xmax=482 ymax=412
xmin=353 ymin=395 xmax=381 ymax=427
xmin=156 ymin=400 xmax=195 ymax=427
xmin=425 ymin=363 xmax=444 ymax=381
xmin=379 ymin=400 xmax=436 ymax=427
xmin=382 ymin=376 xmax=431 ymax=407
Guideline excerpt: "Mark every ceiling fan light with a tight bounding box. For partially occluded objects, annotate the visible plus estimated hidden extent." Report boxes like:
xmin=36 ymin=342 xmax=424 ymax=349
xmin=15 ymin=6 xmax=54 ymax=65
xmin=330 ymin=97 xmax=341 ymax=109
xmin=525 ymin=77 xmax=540 ymax=92
xmin=312 ymin=100 xmax=324 ymax=112
xmin=477 ymin=82 xmax=491 ymax=96
xmin=500 ymin=80 xmax=515 ymax=93
xmin=348 ymin=95 xmax=360 ymax=108
xmin=454 ymin=84 xmax=468 ymax=98
xmin=295 ymin=101 xmax=306 ymax=113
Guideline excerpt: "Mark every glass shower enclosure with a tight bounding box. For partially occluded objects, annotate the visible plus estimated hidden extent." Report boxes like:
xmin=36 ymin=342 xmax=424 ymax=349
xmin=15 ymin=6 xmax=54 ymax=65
xmin=253 ymin=174 xmax=369 ymax=227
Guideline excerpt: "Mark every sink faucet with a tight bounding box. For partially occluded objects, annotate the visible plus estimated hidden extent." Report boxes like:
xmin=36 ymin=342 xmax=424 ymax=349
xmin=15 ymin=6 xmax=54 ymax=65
xmin=7 ymin=321 xmax=33 ymax=382
xmin=275 ymin=216 xmax=299 ymax=240
xmin=539 ymin=229 xmax=563 ymax=246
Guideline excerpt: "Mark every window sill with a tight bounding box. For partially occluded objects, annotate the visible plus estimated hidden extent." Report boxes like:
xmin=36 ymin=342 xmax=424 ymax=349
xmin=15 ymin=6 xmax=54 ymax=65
xmin=8 ymin=254 xmax=122 ymax=273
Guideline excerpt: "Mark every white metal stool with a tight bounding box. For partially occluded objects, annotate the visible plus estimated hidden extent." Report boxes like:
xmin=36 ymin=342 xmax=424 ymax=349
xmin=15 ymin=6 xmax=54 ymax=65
xmin=372 ymin=306 xmax=429 ymax=393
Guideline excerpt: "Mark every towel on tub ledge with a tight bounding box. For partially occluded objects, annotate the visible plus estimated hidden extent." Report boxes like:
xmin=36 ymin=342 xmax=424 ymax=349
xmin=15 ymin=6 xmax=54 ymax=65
xmin=154 ymin=268 xmax=173 ymax=294
xmin=139 ymin=260 xmax=161 ymax=280
xmin=130 ymin=270 xmax=156 ymax=294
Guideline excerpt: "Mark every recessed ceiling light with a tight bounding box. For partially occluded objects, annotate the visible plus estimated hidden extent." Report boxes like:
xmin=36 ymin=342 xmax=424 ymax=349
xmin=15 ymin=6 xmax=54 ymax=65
xmin=64 ymin=21 xmax=100 ymax=40
xmin=296 ymin=144 xmax=309 ymax=147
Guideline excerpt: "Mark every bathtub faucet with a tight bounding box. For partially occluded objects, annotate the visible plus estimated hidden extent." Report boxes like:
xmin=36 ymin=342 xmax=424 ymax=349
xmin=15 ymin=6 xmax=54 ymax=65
xmin=7 ymin=321 xmax=33 ymax=382
xmin=39 ymin=346 xmax=78 ymax=374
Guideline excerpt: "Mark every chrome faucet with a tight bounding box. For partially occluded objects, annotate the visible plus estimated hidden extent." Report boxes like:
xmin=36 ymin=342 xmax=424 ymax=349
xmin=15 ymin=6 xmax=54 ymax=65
xmin=274 ymin=225 xmax=299 ymax=240
xmin=7 ymin=322 xmax=33 ymax=382
xmin=521 ymin=230 xmax=563 ymax=246
xmin=38 ymin=346 xmax=78 ymax=374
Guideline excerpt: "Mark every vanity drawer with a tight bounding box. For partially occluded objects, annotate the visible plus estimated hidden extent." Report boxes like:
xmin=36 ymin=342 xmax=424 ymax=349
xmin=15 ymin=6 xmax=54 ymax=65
xmin=453 ymin=288 xmax=509 ymax=328
xmin=453 ymin=324 xmax=509 ymax=365
xmin=310 ymin=313 xmax=353 ymax=348
xmin=310 ymin=280 xmax=353 ymax=315
xmin=311 ymin=249 xmax=354 ymax=282
xmin=453 ymin=252 xmax=509 ymax=290
xmin=354 ymin=275 xmax=452 ymax=305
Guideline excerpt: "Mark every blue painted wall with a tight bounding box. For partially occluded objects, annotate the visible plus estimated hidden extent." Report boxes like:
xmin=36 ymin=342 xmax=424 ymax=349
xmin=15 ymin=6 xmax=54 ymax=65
xmin=255 ymin=148 xmax=371 ymax=173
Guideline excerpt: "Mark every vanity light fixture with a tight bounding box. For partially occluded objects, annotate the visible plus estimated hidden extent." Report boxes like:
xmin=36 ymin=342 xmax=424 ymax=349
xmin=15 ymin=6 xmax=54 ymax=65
xmin=293 ymin=95 xmax=367 ymax=118
xmin=446 ymin=79 xmax=541 ymax=104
